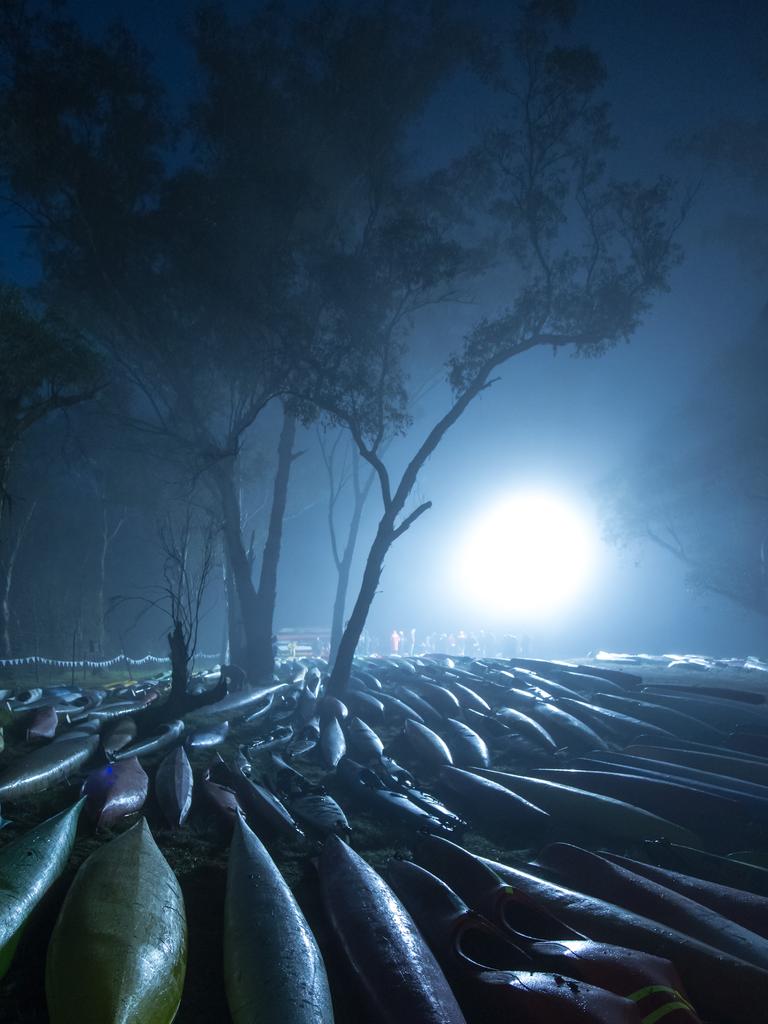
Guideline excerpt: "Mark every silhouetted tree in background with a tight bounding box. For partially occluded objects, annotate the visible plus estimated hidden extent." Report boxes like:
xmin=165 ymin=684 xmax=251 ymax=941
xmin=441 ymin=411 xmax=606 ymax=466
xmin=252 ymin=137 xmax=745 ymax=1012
xmin=303 ymin=3 xmax=688 ymax=695
xmin=0 ymin=1 xmax=690 ymax=684
xmin=0 ymin=285 xmax=101 ymax=655
xmin=684 ymin=78 xmax=768 ymax=276
xmin=601 ymin=306 xmax=768 ymax=621
xmin=0 ymin=2 xmax=478 ymax=680
xmin=601 ymin=67 xmax=768 ymax=626
xmin=0 ymin=285 xmax=101 ymax=528
xmin=158 ymin=512 xmax=217 ymax=714
xmin=318 ymin=429 xmax=379 ymax=661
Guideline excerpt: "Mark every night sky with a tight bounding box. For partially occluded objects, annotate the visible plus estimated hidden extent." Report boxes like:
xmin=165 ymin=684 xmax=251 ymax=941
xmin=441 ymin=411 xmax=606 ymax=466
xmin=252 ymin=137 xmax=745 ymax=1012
xmin=4 ymin=0 xmax=768 ymax=659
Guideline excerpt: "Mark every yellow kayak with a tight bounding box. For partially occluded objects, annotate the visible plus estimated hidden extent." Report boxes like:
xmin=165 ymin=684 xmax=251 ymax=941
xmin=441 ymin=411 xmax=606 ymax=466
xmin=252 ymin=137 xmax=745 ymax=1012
xmin=45 ymin=818 xmax=187 ymax=1023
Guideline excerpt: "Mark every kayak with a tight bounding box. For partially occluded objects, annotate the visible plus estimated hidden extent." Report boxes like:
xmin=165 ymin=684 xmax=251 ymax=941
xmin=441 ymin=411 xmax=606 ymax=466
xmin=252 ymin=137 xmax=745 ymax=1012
xmin=531 ymin=768 xmax=748 ymax=841
xmin=388 ymin=855 xmax=699 ymax=1020
xmin=601 ymin=852 xmax=768 ymax=939
xmin=0 ymin=800 xmax=84 ymax=979
xmin=224 ymin=815 xmax=334 ymax=1022
xmin=0 ymin=735 xmax=98 ymax=801
xmin=46 ymin=818 xmax=187 ymax=1023
xmin=82 ymin=757 xmax=148 ymax=828
xmin=472 ymin=770 xmax=698 ymax=844
xmin=537 ymin=843 xmax=768 ymax=971
xmin=318 ymin=834 xmax=466 ymax=1024
xmin=475 ymin=854 xmax=768 ymax=1024
xmin=155 ymin=746 xmax=193 ymax=828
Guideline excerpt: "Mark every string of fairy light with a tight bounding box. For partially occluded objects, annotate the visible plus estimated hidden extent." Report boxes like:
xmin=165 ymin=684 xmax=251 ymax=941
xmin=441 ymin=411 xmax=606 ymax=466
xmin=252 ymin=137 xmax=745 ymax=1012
xmin=0 ymin=652 xmax=221 ymax=669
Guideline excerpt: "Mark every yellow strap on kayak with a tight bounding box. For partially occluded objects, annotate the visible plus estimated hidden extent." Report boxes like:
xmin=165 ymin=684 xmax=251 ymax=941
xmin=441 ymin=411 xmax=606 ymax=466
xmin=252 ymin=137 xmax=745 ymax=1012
xmin=641 ymin=1001 xmax=695 ymax=1024
xmin=627 ymin=986 xmax=696 ymax=1023
xmin=629 ymin=986 xmax=692 ymax=1008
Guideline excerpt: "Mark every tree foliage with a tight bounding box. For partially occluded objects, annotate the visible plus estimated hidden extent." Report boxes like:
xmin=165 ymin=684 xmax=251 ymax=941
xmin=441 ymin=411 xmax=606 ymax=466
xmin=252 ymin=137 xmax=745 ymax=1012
xmin=296 ymin=3 xmax=688 ymax=692
xmin=682 ymin=69 xmax=768 ymax=275
xmin=601 ymin=308 xmax=768 ymax=619
xmin=602 ymin=67 xmax=768 ymax=622
xmin=0 ymin=2 xmax=478 ymax=679
xmin=0 ymin=1 xmax=689 ymax=683
xmin=0 ymin=283 xmax=101 ymax=488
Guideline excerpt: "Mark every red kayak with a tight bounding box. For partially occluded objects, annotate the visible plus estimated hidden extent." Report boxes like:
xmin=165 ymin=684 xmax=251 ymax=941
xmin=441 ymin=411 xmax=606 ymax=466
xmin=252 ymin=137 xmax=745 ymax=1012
xmin=319 ymin=835 xmax=467 ymax=1024
xmin=411 ymin=838 xmax=700 ymax=1021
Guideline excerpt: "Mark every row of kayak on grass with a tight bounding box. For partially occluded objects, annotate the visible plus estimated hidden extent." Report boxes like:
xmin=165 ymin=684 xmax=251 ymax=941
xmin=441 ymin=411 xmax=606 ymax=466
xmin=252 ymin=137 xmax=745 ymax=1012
xmin=3 ymin=654 xmax=768 ymax=850
xmin=5 ymin=796 xmax=768 ymax=1022
xmin=1 ymin=652 xmax=768 ymax=1021
xmin=593 ymin=651 xmax=768 ymax=672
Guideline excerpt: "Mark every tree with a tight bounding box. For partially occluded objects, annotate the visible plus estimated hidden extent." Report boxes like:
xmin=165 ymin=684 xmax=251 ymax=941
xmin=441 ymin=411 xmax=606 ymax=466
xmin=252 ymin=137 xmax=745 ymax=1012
xmin=0 ymin=285 xmax=101 ymax=655
xmin=157 ymin=512 xmax=218 ymax=718
xmin=601 ymin=307 xmax=768 ymax=620
xmin=115 ymin=508 xmax=229 ymax=729
xmin=0 ymin=285 xmax=101 ymax=527
xmin=0 ymin=493 xmax=35 ymax=659
xmin=248 ymin=402 xmax=300 ymax=679
xmin=0 ymin=4 xmax=297 ymax=681
xmin=300 ymin=2 xmax=688 ymax=695
xmin=601 ymin=69 xmax=768 ymax=622
xmin=0 ymin=2 xmax=475 ymax=684
xmin=684 ymin=96 xmax=768 ymax=276
xmin=318 ymin=428 xmax=378 ymax=661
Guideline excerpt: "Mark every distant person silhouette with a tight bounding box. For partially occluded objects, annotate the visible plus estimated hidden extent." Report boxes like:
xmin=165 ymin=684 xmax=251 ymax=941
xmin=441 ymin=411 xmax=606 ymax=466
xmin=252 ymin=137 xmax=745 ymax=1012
xmin=503 ymin=634 xmax=518 ymax=658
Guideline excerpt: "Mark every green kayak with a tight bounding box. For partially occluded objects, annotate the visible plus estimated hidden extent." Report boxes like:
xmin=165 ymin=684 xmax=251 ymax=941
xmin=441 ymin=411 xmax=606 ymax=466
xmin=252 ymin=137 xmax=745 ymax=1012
xmin=0 ymin=799 xmax=83 ymax=979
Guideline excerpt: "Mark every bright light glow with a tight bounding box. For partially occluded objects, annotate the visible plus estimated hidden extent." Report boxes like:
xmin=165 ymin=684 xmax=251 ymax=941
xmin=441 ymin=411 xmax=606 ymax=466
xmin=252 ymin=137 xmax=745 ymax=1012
xmin=457 ymin=492 xmax=595 ymax=618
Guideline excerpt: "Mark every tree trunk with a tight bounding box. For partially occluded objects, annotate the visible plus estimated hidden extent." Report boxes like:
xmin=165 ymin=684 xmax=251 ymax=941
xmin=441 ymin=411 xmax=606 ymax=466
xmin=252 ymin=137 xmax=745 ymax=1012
xmin=95 ymin=503 xmax=125 ymax=656
xmin=214 ymin=455 xmax=262 ymax=682
xmin=0 ymin=573 xmax=11 ymax=660
xmin=140 ymin=620 xmax=228 ymax=732
xmin=329 ymin=451 xmax=373 ymax=662
xmin=325 ymin=366 xmax=494 ymax=696
xmin=222 ymin=544 xmax=245 ymax=666
xmin=328 ymin=519 xmax=394 ymax=697
xmin=0 ymin=496 xmax=35 ymax=659
xmin=169 ymin=618 xmax=189 ymax=705
xmin=96 ymin=506 xmax=108 ymax=655
xmin=0 ymin=451 xmax=9 ymax=540
xmin=252 ymin=405 xmax=297 ymax=680
xmin=329 ymin=501 xmax=367 ymax=661
xmin=0 ymin=450 xmax=12 ymax=653
xmin=329 ymin=555 xmax=353 ymax=664
xmin=0 ymin=539 xmax=12 ymax=660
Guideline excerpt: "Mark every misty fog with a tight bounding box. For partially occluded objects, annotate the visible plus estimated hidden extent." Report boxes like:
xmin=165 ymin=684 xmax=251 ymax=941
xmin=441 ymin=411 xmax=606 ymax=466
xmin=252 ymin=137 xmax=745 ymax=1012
xmin=1 ymin=0 xmax=766 ymax=671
